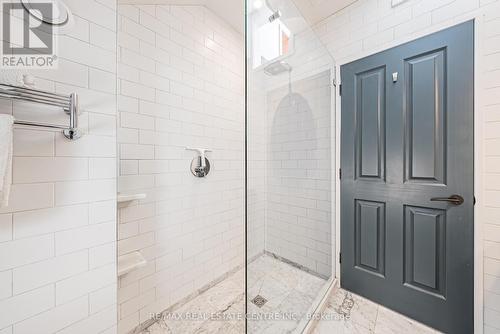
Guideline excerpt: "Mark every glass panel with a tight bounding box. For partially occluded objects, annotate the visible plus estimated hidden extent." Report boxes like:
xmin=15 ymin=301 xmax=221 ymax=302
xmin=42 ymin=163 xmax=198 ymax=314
xmin=250 ymin=3 xmax=293 ymax=69
xmin=246 ymin=0 xmax=336 ymax=332
xmin=116 ymin=4 xmax=246 ymax=334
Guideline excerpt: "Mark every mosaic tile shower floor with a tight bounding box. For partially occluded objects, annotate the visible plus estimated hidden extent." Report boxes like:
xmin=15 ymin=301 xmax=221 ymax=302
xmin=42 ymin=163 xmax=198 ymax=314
xmin=140 ymin=254 xmax=437 ymax=334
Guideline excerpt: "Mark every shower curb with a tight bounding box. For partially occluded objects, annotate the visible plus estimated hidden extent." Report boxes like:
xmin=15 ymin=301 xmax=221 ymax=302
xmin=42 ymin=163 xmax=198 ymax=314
xmin=302 ymin=278 xmax=339 ymax=334
xmin=265 ymin=251 xmax=330 ymax=280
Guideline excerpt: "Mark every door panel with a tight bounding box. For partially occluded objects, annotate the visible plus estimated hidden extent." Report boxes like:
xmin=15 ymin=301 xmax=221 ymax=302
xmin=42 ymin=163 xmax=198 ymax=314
xmin=403 ymin=205 xmax=446 ymax=298
xmin=355 ymin=67 xmax=386 ymax=180
xmin=404 ymin=50 xmax=446 ymax=184
xmin=341 ymin=21 xmax=474 ymax=334
xmin=355 ymin=200 xmax=386 ymax=276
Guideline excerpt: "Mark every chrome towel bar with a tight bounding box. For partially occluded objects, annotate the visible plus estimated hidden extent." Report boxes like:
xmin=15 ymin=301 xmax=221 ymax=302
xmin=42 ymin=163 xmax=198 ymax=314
xmin=0 ymin=83 xmax=81 ymax=140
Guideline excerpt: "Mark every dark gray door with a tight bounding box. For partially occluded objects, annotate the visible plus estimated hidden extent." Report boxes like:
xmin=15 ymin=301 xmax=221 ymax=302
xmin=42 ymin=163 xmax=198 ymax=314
xmin=340 ymin=21 xmax=474 ymax=334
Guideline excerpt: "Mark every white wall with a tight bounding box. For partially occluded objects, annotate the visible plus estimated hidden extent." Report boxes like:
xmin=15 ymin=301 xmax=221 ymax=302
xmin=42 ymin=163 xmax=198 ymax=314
xmin=116 ymin=5 xmax=244 ymax=333
xmin=313 ymin=0 xmax=500 ymax=332
xmin=0 ymin=1 xmax=118 ymax=334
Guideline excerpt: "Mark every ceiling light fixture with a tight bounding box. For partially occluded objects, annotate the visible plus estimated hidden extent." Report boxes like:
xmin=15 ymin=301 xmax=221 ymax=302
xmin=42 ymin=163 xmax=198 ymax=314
xmin=21 ymin=0 xmax=72 ymax=26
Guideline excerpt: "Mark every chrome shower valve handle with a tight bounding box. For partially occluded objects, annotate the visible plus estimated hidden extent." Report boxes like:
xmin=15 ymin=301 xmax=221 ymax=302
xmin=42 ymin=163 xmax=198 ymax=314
xmin=186 ymin=147 xmax=211 ymax=168
xmin=186 ymin=147 xmax=212 ymax=177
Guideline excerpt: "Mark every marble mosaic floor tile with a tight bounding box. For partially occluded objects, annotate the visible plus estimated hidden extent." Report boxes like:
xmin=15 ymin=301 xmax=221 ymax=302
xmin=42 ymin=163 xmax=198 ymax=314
xmin=314 ymin=288 xmax=440 ymax=334
xmin=140 ymin=254 xmax=326 ymax=334
xmin=140 ymin=255 xmax=437 ymax=334
xmin=246 ymin=255 xmax=327 ymax=333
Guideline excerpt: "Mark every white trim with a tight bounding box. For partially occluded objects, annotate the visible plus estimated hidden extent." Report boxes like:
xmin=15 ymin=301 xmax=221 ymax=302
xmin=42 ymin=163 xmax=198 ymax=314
xmin=329 ymin=67 xmax=339 ymax=282
xmin=335 ymin=63 xmax=342 ymax=281
xmin=304 ymin=278 xmax=339 ymax=334
xmin=333 ymin=18 xmax=483 ymax=334
xmin=472 ymin=14 xmax=485 ymax=334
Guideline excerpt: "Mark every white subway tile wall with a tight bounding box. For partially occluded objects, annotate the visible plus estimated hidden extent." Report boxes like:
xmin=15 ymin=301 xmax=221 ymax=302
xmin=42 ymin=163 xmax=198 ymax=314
xmin=312 ymin=0 xmax=500 ymax=332
xmin=265 ymin=71 xmax=333 ymax=278
xmin=116 ymin=5 xmax=244 ymax=333
xmin=247 ymin=71 xmax=267 ymax=260
xmin=0 ymin=1 xmax=117 ymax=334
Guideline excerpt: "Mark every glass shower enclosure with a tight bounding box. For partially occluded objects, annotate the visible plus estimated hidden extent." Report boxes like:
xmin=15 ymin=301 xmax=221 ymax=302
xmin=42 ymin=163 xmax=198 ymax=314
xmin=115 ymin=0 xmax=335 ymax=332
xmin=245 ymin=0 xmax=336 ymax=332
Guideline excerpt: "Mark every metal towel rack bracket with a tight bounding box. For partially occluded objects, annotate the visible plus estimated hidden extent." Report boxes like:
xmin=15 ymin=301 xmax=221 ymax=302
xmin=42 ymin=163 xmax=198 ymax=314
xmin=0 ymin=83 xmax=81 ymax=140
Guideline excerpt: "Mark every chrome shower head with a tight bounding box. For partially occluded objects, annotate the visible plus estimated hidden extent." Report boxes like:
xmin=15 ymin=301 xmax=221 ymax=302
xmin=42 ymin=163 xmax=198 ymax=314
xmin=263 ymin=61 xmax=292 ymax=76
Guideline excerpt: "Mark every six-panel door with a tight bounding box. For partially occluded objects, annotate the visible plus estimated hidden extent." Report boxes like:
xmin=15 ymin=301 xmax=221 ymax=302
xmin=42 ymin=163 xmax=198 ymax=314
xmin=340 ymin=21 xmax=474 ymax=334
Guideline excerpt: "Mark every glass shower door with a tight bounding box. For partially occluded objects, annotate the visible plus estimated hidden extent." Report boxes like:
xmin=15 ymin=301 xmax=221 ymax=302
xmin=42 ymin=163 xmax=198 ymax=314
xmin=245 ymin=0 xmax=336 ymax=332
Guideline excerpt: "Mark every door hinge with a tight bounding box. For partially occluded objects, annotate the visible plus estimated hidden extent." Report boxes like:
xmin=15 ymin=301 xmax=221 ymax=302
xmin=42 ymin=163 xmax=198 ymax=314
xmin=339 ymin=252 xmax=342 ymax=264
xmin=339 ymin=84 xmax=342 ymax=96
xmin=339 ymin=168 xmax=342 ymax=180
xmin=473 ymin=196 xmax=476 ymax=205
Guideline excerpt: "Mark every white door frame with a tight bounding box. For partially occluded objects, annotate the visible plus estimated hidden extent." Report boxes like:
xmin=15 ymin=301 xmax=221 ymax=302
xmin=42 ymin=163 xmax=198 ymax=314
xmin=333 ymin=18 xmax=484 ymax=334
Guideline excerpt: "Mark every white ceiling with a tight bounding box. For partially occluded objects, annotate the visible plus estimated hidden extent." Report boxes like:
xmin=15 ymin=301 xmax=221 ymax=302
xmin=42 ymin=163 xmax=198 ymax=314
xmin=117 ymin=0 xmax=357 ymax=33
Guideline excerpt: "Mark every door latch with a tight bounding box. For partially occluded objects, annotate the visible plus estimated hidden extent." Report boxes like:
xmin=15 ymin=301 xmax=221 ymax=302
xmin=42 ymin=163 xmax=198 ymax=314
xmin=430 ymin=195 xmax=464 ymax=206
xmin=392 ymin=72 xmax=398 ymax=82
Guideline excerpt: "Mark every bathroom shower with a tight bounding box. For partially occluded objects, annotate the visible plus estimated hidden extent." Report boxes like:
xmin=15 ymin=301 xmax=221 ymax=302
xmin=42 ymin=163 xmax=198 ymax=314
xmin=246 ymin=0 xmax=335 ymax=332
xmin=0 ymin=0 xmax=490 ymax=333
xmin=116 ymin=0 xmax=334 ymax=333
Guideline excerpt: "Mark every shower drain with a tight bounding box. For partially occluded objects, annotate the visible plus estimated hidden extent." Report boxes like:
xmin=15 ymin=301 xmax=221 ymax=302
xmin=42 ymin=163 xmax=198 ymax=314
xmin=251 ymin=295 xmax=268 ymax=308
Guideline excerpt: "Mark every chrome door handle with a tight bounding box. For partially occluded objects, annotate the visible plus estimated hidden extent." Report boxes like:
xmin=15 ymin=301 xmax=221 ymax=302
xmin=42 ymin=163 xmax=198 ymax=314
xmin=430 ymin=195 xmax=464 ymax=206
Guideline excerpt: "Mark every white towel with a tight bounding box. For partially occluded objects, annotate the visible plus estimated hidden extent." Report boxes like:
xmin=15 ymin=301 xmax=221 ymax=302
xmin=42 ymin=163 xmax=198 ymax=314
xmin=0 ymin=115 xmax=14 ymax=207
